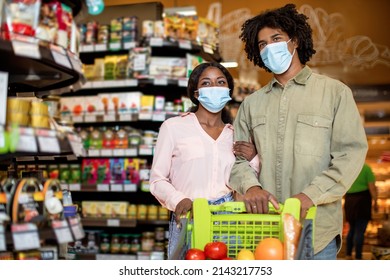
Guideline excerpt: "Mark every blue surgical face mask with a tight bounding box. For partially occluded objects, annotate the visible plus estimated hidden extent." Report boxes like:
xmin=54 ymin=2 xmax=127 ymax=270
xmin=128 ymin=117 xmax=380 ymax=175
xmin=197 ymin=87 xmax=232 ymax=113
xmin=260 ymin=39 xmax=295 ymax=74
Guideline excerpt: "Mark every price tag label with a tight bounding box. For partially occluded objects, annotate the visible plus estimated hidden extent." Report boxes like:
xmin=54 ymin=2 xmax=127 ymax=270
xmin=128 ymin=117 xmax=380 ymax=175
xmin=124 ymin=79 xmax=138 ymax=87
xmin=0 ymin=72 xmax=9 ymax=126
xmin=83 ymin=81 xmax=93 ymax=89
xmin=12 ymin=41 xmax=41 ymax=59
xmin=88 ymin=149 xmax=100 ymax=157
xmin=51 ymin=50 xmax=72 ymax=69
xmin=72 ymin=116 xmax=84 ymax=123
xmin=139 ymin=145 xmax=153 ymax=155
xmin=84 ymin=115 xmax=96 ymax=122
xmin=69 ymin=184 xmax=81 ymax=191
xmin=97 ymin=184 xmax=110 ymax=192
xmin=150 ymin=37 xmax=164 ymax=46
xmin=110 ymin=184 xmax=123 ymax=192
xmin=152 ymin=111 xmax=166 ymax=122
xmin=101 ymin=149 xmax=113 ymax=157
xmin=38 ymin=136 xmax=60 ymax=154
xmin=119 ymin=114 xmax=132 ymax=121
xmin=11 ymin=223 xmax=40 ymax=251
xmin=107 ymin=219 xmax=120 ymax=227
xmin=178 ymin=40 xmax=192 ymax=50
xmin=103 ymin=115 xmax=116 ymax=122
xmin=60 ymin=184 xmax=69 ymax=190
xmin=16 ymin=134 xmax=38 ymax=153
xmin=95 ymin=44 xmax=107 ymax=52
xmin=51 ymin=220 xmax=74 ymax=244
xmin=113 ymin=149 xmax=125 ymax=156
xmin=80 ymin=44 xmax=94 ymax=52
xmin=0 ymin=225 xmax=6 ymax=252
xmin=141 ymin=181 xmax=151 ymax=192
xmin=125 ymin=148 xmax=137 ymax=157
xmin=109 ymin=42 xmax=121 ymax=50
xmin=68 ymin=216 xmax=85 ymax=240
xmin=178 ymin=78 xmax=188 ymax=87
xmin=138 ymin=112 xmax=153 ymax=120
xmin=124 ymin=184 xmax=137 ymax=192
xmin=153 ymin=78 xmax=168 ymax=86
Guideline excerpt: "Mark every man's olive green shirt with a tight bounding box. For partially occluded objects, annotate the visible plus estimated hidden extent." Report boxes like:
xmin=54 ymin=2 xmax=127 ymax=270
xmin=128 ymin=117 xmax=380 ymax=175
xmin=229 ymin=66 xmax=368 ymax=254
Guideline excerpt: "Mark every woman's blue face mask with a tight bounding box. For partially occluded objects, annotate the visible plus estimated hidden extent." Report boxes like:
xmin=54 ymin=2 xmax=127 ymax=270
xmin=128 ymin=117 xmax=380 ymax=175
xmin=197 ymin=87 xmax=232 ymax=113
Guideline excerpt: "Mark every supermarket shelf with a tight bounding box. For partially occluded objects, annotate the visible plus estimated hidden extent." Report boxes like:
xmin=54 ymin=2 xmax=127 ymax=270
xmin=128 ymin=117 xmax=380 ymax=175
xmin=80 ymin=217 xmax=168 ymax=228
xmin=0 ymin=38 xmax=85 ymax=97
xmin=0 ymin=126 xmax=85 ymax=161
xmin=81 ymin=217 xmax=137 ymax=228
xmin=68 ymin=111 xmax=180 ymax=125
xmin=79 ymin=37 xmax=221 ymax=62
xmin=61 ymin=77 xmax=189 ymax=97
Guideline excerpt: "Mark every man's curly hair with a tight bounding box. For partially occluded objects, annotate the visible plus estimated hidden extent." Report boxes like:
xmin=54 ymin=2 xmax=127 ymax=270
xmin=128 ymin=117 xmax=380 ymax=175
xmin=240 ymin=4 xmax=316 ymax=72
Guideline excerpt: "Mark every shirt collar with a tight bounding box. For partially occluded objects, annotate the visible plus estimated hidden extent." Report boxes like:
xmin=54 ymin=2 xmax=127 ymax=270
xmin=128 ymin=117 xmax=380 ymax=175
xmin=265 ymin=65 xmax=312 ymax=93
xmin=181 ymin=111 xmax=234 ymax=130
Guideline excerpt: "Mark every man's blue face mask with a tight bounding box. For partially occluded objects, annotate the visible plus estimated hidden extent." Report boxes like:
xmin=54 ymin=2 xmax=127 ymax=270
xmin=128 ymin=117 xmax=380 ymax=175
xmin=260 ymin=39 xmax=295 ymax=74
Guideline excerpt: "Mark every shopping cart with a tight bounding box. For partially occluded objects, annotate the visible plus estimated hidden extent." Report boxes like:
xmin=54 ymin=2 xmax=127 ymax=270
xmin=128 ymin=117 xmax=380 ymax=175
xmin=172 ymin=197 xmax=316 ymax=259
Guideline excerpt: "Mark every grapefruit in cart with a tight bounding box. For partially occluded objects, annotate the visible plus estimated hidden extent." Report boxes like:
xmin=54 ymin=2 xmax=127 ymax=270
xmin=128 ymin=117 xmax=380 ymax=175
xmin=254 ymin=238 xmax=284 ymax=260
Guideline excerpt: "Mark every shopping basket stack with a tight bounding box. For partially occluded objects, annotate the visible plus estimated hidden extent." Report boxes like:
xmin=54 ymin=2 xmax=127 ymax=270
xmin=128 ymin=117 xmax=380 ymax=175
xmin=187 ymin=197 xmax=316 ymax=259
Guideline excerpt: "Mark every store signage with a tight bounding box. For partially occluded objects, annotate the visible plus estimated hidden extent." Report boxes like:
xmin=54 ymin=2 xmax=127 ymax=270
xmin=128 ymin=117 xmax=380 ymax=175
xmin=11 ymin=223 xmax=40 ymax=251
xmin=0 ymin=225 xmax=6 ymax=251
xmin=52 ymin=219 xmax=74 ymax=244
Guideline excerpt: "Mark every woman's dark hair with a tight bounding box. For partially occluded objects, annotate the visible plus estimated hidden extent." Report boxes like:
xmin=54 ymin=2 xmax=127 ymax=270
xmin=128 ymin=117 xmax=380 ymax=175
xmin=240 ymin=3 xmax=316 ymax=72
xmin=187 ymin=62 xmax=234 ymax=124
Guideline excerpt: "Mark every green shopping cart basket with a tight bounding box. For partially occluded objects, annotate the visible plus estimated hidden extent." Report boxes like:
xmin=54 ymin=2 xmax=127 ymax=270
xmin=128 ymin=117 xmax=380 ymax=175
xmin=187 ymin=197 xmax=316 ymax=258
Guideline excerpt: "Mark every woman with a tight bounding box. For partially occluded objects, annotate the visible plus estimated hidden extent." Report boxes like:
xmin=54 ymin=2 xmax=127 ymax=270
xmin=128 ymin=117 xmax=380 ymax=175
xmin=149 ymin=62 xmax=259 ymax=259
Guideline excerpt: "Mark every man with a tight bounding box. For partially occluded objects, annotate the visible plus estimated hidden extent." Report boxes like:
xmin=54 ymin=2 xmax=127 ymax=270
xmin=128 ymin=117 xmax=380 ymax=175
xmin=230 ymin=4 xmax=368 ymax=259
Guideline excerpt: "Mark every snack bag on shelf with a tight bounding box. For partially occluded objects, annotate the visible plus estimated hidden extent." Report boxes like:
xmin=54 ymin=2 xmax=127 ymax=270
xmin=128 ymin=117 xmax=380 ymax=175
xmin=3 ymin=0 xmax=42 ymax=39
xmin=35 ymin=0 xmax=58 ymax=43
xmin=55 ymin=2 xmax=73 ymax=49
xmin=127 ymin=47 xmax=151 ymax=79
xmin=181 ymin=15 xmax=198 ymax=41
xmin=124 ymin=158 xmax=140 ymax=185
xmin=104 ymin=55 xmax=117 ymax=80
xmin=110 ymin=158 xmax=125 ymax=184
xmin=163 ymin=14 xmax=183 ymax=40
xmin=197 ymin=17 xmax=219 ymax=48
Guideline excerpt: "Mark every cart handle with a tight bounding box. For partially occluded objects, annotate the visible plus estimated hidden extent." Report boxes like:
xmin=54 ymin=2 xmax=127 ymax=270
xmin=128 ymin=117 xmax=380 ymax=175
xmin=208 ymin=201 xmax=283 ymax=213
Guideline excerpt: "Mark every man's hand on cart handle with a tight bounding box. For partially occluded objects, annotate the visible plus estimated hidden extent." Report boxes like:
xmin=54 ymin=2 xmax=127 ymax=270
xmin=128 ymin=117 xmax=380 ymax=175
xmin=243 ymin=186 xmax=279 ymax=214
xmin=175 ymin=198 xmax=192 ymax=228
xmin=292 ymin=193 xmax=314 ymax=220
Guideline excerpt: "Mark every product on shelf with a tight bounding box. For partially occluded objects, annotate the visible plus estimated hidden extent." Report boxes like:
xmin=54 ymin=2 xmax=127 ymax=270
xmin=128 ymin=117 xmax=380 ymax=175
xmin=3 ymin=0 xmax=42 ymax=39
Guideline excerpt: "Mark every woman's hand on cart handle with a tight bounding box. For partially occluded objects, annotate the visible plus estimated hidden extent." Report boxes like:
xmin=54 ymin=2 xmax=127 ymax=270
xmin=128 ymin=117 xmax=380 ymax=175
xmin=175 ymin=198 xmax=193 ymax=228
xmin=292 ymin=193 xmax=314 ymax=220
xmin=243 ymin=186 xmax=279 ymax=214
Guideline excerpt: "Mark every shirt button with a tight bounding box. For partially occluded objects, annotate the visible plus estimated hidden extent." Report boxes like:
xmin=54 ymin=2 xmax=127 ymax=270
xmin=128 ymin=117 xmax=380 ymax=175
xmin=315 ymin=121 xmax=318 ymax=126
